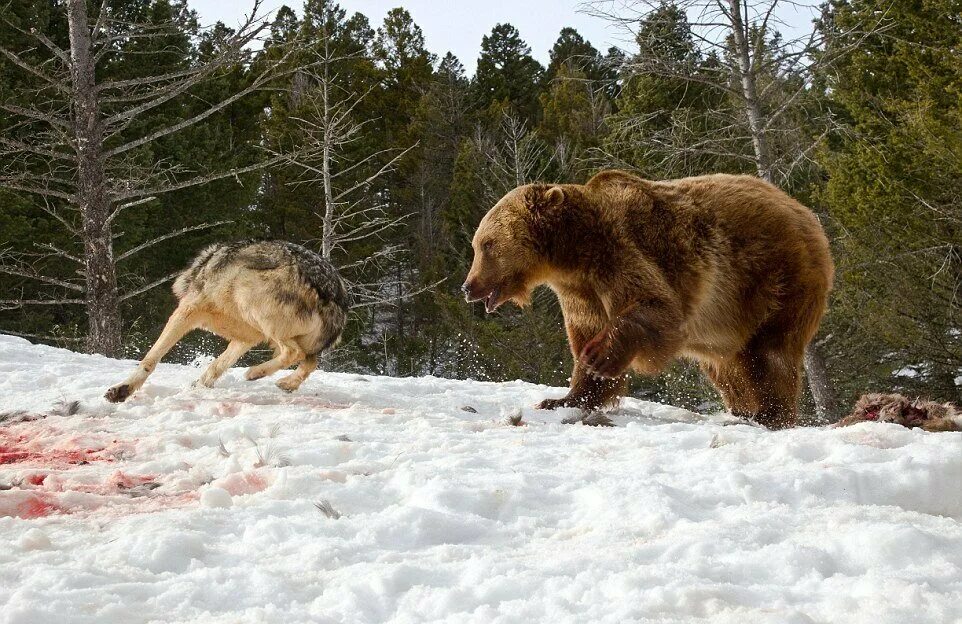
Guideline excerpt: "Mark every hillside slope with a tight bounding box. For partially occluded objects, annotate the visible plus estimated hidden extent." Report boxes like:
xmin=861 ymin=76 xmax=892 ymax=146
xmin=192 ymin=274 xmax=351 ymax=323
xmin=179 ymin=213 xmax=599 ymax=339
xmin=0 ymin=335 xmax=960 ymax=623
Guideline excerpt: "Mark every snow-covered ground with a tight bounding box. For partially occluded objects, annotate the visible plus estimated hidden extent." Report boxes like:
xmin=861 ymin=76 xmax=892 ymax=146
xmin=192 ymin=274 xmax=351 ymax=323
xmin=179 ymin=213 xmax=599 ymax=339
xmin=1 ymin=335 xmax=960 ymax=624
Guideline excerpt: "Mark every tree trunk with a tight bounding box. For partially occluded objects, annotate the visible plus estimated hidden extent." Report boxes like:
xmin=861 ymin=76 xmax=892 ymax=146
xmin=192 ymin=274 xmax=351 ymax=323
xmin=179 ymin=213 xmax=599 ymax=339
xmin=68 ymin=0 xmax=122 ymax=356
xmin=728 ymin=0 xmax=837 ymax=419
xmin=804 ymin=345 xmax=838 ymax=422
xmin=728 ymin=0 xmax=774 ymax=181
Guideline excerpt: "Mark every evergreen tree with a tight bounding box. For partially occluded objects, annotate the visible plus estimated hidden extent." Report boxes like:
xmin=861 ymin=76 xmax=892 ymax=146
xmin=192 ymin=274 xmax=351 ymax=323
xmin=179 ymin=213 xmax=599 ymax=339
xmin=545 ymin=27 xmax=607 ymax=82
xmin=819 ymin=0 xmax=962 ymax=401
xmin=603 ymin=4 xmax=741 ymax=178
xmin=473 ymin=24 xmax=544 ymax=122
xmin=539 ymin=28 xmax=614 ymax=174
xmin=0 ymin=0 xmax=266 ymax=354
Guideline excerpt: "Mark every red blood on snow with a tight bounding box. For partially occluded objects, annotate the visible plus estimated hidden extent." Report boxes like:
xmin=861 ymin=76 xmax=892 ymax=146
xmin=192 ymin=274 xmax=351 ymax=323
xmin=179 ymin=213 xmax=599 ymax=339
xmin=0 ymin=426 xmax=120 ymax=468
xmin=14 ymin=494 xmax=61 ymax=519
xmin=26 ymin=473 xmax=47 ymax=486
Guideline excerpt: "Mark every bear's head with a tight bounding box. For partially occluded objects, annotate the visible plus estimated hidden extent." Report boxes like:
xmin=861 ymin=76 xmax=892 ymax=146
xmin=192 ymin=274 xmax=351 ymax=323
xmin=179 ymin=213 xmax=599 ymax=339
xmin=462 ymin=184 xmax=568 ymax=313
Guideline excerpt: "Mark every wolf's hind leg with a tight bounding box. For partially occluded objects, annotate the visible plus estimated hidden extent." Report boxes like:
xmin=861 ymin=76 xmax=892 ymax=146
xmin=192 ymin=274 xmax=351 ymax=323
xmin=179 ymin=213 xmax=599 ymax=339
xmin=245 ymin=340 xmax=304 ymax=381
xmin=196 ymin=340 xmax=254 ymax=388
xmin=276 ymin=354 xmax=318 ymax=393
xmin=105 ymin=304 xmax=199 ymax=403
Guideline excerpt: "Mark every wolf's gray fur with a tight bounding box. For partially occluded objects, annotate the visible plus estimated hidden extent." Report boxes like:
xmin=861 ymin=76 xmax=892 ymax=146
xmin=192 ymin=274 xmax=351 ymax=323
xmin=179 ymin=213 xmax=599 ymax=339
xmin=106 ymin=240 xmax=350 ymax=403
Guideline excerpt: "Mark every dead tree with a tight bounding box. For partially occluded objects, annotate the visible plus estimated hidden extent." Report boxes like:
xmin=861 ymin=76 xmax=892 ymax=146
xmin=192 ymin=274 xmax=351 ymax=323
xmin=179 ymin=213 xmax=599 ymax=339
xmin=272 ymin=33 xmax=431 ymax=314
xmin=472 ymin=111 xmax=560 ymax=205
xmin=0 ymin=0 xmax=305 ymax=355
xmin=586 ymin=0 xmax=883 ymax=419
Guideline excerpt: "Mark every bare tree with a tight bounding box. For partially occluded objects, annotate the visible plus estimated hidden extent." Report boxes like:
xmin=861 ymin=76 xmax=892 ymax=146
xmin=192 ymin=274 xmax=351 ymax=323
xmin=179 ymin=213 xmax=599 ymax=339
xmin=586 ymin=0 xmax=884 ymax=418
xmin=0 ymin=0 xmax=306 ymax=355
xmin=472 ymin=111 xmax=560 ymax=204
xmin=273 ymin=35 xmax=429 ymax=313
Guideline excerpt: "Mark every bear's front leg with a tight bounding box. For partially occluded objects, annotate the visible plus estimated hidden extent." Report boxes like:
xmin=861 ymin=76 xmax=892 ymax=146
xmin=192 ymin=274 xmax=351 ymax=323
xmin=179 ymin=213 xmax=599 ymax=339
xmin=538 ymin=311 xmax=627 ymax=411
xmin=537 ymin=364 xmax=627 ymax=411
xmin=580 ymin=298 xmax=683 ymax=379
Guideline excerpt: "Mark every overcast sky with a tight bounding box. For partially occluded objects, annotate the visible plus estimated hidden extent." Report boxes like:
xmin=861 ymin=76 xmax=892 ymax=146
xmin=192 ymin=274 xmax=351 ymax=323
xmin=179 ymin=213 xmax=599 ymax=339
xmin=189 ymin=0 xmax=821 ymax=75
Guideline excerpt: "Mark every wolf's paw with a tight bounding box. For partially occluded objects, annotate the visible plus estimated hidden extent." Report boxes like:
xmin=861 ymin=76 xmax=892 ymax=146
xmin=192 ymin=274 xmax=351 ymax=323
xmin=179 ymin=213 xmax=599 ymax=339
xmin=192 ymin=377 xmax=215 ymax=389
xmin=245 ymin=367 xmax=267 ymax=381
xmin=275 ymin=376 xmax=301 ymax=393
xmin=105 ymin=384 xmax=132 ymax=403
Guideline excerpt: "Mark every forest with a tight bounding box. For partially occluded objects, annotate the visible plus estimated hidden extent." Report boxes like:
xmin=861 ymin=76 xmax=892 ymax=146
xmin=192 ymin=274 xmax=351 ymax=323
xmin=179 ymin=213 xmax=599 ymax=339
xmin=0 ymin=0 xmax=959 ymax=421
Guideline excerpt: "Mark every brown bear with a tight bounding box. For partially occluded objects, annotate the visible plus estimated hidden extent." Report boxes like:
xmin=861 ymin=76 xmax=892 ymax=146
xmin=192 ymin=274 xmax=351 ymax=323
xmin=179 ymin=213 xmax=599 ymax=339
xmin=462 ymin=170 xmax=834 ymax=429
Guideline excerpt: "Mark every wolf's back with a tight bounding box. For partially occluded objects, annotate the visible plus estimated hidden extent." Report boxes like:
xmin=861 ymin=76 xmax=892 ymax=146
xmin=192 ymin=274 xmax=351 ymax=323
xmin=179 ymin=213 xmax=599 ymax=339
xmin=172 ymin=240 xmax=349 ymax=354
xmin=175 ymin=241 xmax=347 ymax=306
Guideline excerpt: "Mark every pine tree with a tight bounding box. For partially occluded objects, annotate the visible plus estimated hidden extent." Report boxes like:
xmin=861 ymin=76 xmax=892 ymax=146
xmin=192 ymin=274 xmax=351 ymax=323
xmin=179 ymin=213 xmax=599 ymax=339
xmin=819 ymin=0 xmax=962 ymax=402
xmin=473 ymin=24 xmax=544 ymax=122
xmin=602 ymin=4 xmax=741 ymax=178
xmin=539 ymin=28 xmax=614 ymax=173
xmin=545 ymin=27 xmax=608 ymax=82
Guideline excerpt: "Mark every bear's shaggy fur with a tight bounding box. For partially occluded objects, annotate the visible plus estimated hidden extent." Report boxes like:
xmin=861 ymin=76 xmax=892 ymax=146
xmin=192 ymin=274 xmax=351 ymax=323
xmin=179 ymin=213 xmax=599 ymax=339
xmin=463 ymin=170 xmax=834 ymax=429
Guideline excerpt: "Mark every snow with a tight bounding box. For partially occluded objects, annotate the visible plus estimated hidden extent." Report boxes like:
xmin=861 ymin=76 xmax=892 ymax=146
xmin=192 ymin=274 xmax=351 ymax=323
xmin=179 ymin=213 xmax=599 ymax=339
xmin=892 ymin=366 xmax=920 ymax=379
xmin=1 ymin=334 xmax=961 ymax=624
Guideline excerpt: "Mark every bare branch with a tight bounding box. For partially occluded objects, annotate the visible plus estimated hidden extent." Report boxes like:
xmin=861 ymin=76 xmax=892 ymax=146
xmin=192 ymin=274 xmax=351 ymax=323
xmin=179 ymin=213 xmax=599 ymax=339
xmin=120 ymin=270 xmax=181 ymax=301
xmin=0 ymin=46 xmax=69 ymax=93
xmin=104 ymin=55 xmax=287 ymax=156
xmin=0 ymin=179 xmax=74 ymax=201
xmin=0 ymin=136 xmax=75 ymax=161
xmin=32 ymin=242 xmax=82 ymax=264
xmin=333 ymin=143 xmax=418 ymax=201
xmin=116 ymin=153 xmax=290 ymax=201
xmin=107 ymin=195 xmax=156 ymax=223
xmin=90 ymin=0 xmax=111 ymax=44
xmin=0 ymin=265 xmax=83 ymax=291
xmin=0 ymin=102 xmax=70 ymax=129
xmin=116 ymin=221 xmax=230 ymax=262
xmin=349 ymin=278 xmax=446 ymax=309
xmin=0 ymin=298 xmax=84 ymax=310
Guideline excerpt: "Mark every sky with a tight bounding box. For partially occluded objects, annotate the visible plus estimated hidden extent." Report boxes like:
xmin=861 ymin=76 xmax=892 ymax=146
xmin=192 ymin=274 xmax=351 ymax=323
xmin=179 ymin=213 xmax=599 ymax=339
xmin=189 ymin=0 xmax=821 ymax=75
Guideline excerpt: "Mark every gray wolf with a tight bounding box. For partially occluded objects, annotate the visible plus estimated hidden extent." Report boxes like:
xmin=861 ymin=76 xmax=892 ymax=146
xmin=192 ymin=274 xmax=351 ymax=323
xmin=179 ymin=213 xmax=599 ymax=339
xmin=105 ymin=240 xmax=349 ymax=403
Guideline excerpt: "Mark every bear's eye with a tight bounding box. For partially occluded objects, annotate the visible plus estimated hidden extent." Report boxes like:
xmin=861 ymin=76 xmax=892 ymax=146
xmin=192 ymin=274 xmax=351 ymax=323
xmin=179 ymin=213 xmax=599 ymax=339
xmin=482 ymin=240 xmax=494 ymax=252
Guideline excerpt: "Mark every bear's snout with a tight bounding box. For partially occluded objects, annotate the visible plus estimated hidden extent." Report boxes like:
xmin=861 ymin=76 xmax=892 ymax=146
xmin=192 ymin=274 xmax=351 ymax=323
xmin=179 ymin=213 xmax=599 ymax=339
xmin=462 ymin=279 xmax=483 ymax=302
xmin=462 ymin=277 xmax=504 ymax=313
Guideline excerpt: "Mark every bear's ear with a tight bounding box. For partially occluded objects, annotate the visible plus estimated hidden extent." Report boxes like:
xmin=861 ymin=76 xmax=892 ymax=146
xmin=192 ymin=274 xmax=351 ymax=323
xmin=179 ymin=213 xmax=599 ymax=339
xmin=544 ymin=186 xmax=565 ymax=207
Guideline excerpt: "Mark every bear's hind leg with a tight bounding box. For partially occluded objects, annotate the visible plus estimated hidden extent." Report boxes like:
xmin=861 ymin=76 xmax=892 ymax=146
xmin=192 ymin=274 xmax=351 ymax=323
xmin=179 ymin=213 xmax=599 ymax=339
xmin=700 ymin=353 xmax=762 ymax=423
xmin=701 ymin=349 xmax=800 ymax=429
xmin=752 ymin=349 xmax=802 ymax=429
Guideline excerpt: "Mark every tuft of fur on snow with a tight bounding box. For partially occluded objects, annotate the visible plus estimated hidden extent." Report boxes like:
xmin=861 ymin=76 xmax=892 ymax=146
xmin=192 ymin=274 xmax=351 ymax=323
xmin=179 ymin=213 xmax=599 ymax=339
xmin=836 ymin=393 xmax=961 ymax=432
xmin=217 ymin=439 xmax=230 ymax=458
xmin=254 ymin=442 xmax=289 ymax=468
xmin=709 ymin=434 xmax=727 ymax=448
xmin=461 ymin=405 xmax=478 ymax=413
xmin=502 ymin=408 xmax=525 ymax=427
xmin=0 ymin=409 xmax=43 ymax=424
xmin=314 ymin=499 xmax=341 ymax=519
xmin=1 ymin=399 xmax=81 ymax=424
xmin=334 ymin=434 xmax=352 ymax=442
xmin=52 ymin=399 xmax=81 ymax=416
xmin=0 ymin=477 xmax=23 ymax=491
